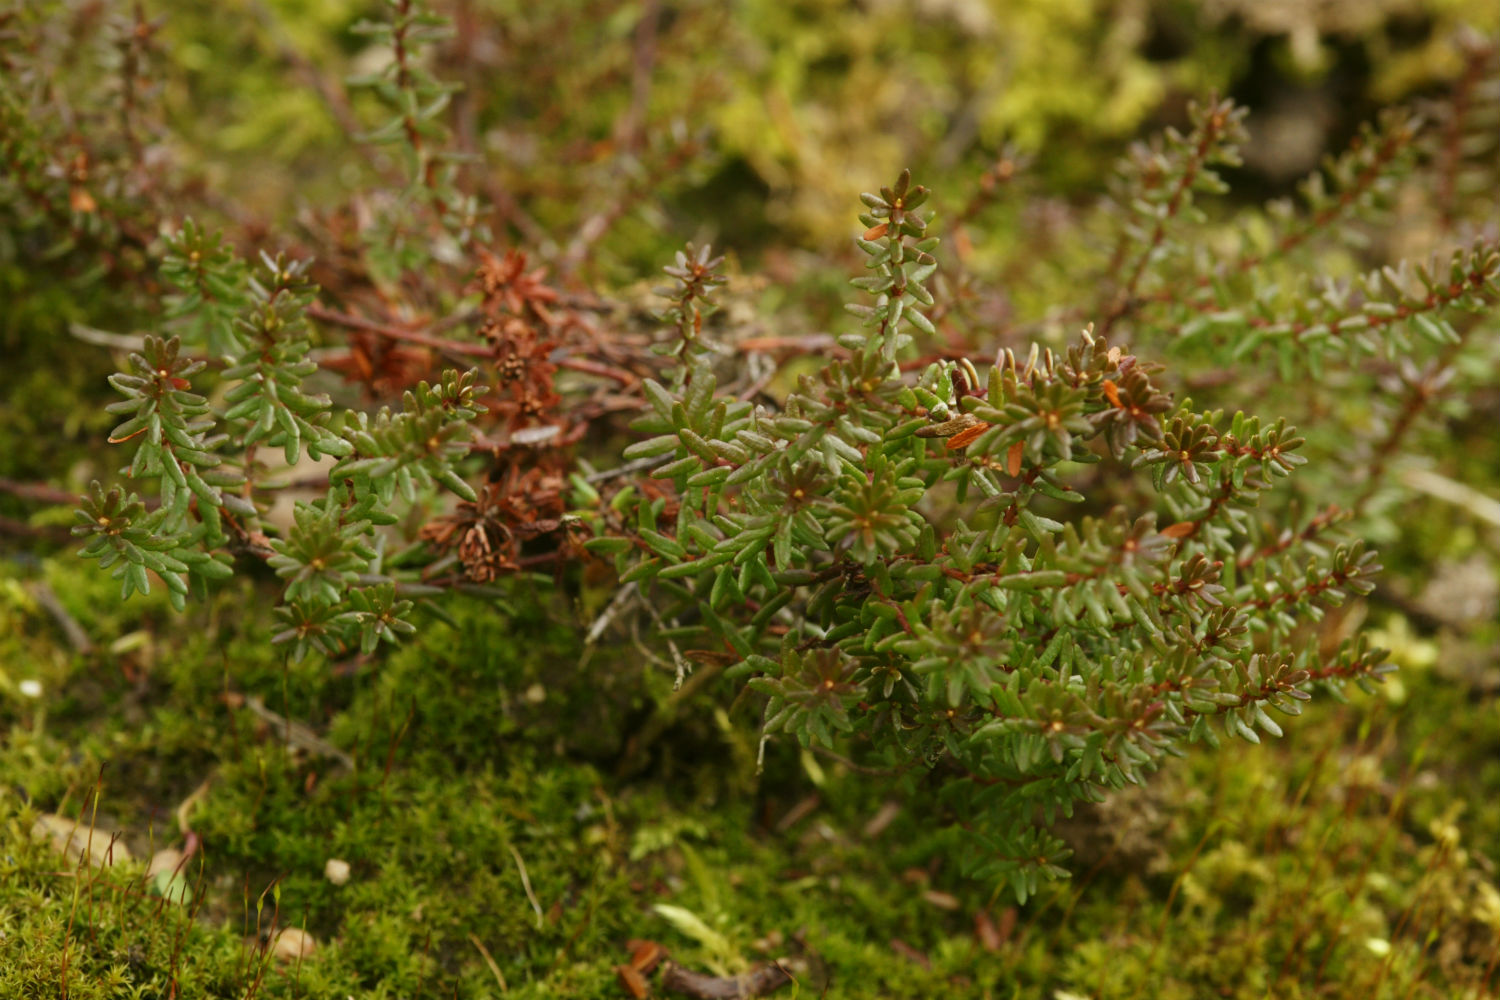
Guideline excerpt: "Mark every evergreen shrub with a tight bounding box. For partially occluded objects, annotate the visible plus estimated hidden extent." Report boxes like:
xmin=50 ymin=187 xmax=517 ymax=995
xmin=8 ymin=1 xmax=1494 ymax=905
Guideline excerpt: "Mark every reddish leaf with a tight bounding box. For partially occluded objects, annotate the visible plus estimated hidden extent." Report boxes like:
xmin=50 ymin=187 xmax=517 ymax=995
xmin=69 ymin=186 xmax=98 ymax=213
xmin=628 ymin=939 xmax=668 ymax=974
xmin=974 ymin=909 xmax=1002 ymax=952
xmin=945 ymin=421 xmax=990 ymax=451
xmin=1006 ymin=441 xmax=1024 ymax=476
xmin=617 ymin=963 xmax=650 ymax=998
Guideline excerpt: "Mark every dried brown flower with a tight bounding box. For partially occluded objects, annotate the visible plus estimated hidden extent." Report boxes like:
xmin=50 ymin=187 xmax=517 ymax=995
xmin=419 ymin=465 xmax=572 ymax=582
xmin=472 ymin=247 xmax=558 ymax=325
xmin=320 ymin=331 xmax=434 ymax=399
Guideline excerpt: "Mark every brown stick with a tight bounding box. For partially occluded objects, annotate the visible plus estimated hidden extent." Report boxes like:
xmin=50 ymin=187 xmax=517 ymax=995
xmin=0 ymin=478 xmax=79 ymax=506
xmin=556 ymin=356 xmax=639 ymax=386
xmin=0 ymin=516 xmax=73 ymax=542
xmin=307 ymin=304 xmax=639 ymax=385
xmin=660 ymin=960 xmax=793 ymax=999
xmin=306 ymin=305 xmax=491 ymax=357
xmin=26 ymin=581 xmax=94 ymax=654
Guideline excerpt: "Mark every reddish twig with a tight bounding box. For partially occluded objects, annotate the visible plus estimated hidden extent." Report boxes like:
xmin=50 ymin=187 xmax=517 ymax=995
xmin=0 ymin=478 xmax=80 ymax=506
xmin=618 ymin=0 xmax=661 ymax=153
xmin=306 ymin=304 xmax=488 ymax=357
xmin=1236 ymin=505 xmax=1345 ymax=571
xmin=1100 ymin=103 xmax=1236 ymax=336
xmin=1436 ymin=38 xmax=1497 ymax=232
xmin=308 ymin=303 xmax=639 ymax=386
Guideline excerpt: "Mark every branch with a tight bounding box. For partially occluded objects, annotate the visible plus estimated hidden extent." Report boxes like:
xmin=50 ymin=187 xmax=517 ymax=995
xmin=660 ymin=960 xmax=793 ymax=999
xmin=306 ymin=304 xmax=639 ymax=385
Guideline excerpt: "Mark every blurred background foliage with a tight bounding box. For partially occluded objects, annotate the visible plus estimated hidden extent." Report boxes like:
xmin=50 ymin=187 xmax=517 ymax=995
xmin=8 ymin=0 xmax=1500 ymax=496
xmin=150 ymin=0 xmax=1500 ymax=246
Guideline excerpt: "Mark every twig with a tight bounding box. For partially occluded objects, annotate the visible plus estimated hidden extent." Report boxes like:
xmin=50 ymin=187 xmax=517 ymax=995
xmin=774 ymin=794 xmax=820 ymax=832
xmin=509 ymin=844 xmax=544 ymax=930
xmin=617 ymin=660 xmax=727 ymax=778
xmin=26 ymin=581 xmax=93 ymax=654
xmin=468 ymin=933 xmax=509 ymax=992
xmin=1099 ymin=101 xmax=1235 ymax=337
xmin=176 ymin=776 xmax=213 ymax=840
xmin=618 ymin=0 xmax=661 ymax=153
xmin=1351 ymin=341 xmax=1470 ymax=515
xmin=1399 ymin=467 xmax=1500 ymax=528
xmin=640 ymin=594 xmax=690 ymax=689
xmin=305 ymin=304 xmax=490 ymax=357
xmin=660 ymin=960 xmax=793 ymax=999
xmin=809 ymin=745 xmax=907 ymax=778
xmin=308 ymin=304 xmax=640 ymax=385
xmin=243 ymin=696 xmax=356 ymax=770
xmin=69 ymin=323 xmax=147 ymax=351
xmin=556 ymin=355 xmax=639 ymax=386
xmin=584 ymin=456 xmax=660 ymax=484
xmin=557 ymin=136 xmax=702 ymax=276
xmin=585 ymin=581 xmax=639 ymax=647
xmin=629 ymin=617 xmax=673 ymax=672
xmin=736 ymin=351 xmax=778 ymax=402
xmin=0 ymin=477 xmax=81 ymax=506
xmin=0 ymin=516 xmax=73 ymax=542
xmin=1436 ymin=37 xmax=1496 ymax=232
xmin=737 ymin=334 xmax=841 ymax=355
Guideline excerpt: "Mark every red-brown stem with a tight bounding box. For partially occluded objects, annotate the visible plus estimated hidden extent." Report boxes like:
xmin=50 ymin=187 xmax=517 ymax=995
xmin=1109 ymin=110 xmax=1417 ymax=330
xmin=1351 ymin=333 xmax=1471 ymax=515
xmin=1436 ymin=42 xmax=1496 ymax=232
xmin=0 ymin=477 xmax=81 ymax=506
xmin=308 ymin=303 xmax=639 ymax=385
xmin=1099 ymin=106 xmax=1231 ymax=337
xmin=307 ymin=304 xmax=485 ymax=356
xmin=1235 ymin=505 xmax=1343 ymax=571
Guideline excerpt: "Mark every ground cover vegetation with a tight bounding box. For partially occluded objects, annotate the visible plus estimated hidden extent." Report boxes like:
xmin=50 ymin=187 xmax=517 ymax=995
xmin=3 ymin=0 xmax=1500 ymax=996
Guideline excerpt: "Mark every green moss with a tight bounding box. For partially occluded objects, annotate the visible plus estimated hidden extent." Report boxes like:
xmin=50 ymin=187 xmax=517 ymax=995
xmin=6 ymin=546 xmax=1498 ymax=997
xmin=6 ymin=2 xmax=1500 ymax=996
